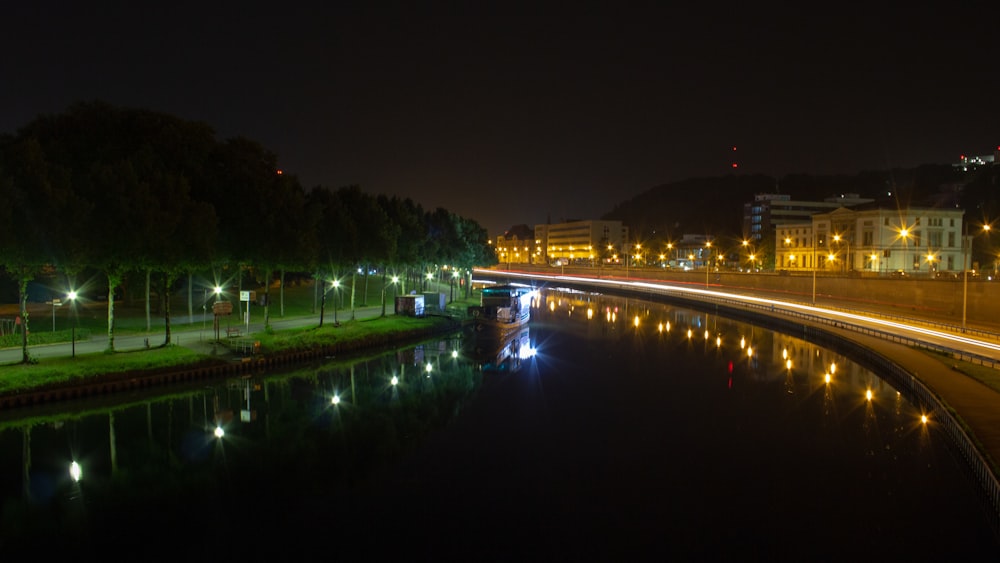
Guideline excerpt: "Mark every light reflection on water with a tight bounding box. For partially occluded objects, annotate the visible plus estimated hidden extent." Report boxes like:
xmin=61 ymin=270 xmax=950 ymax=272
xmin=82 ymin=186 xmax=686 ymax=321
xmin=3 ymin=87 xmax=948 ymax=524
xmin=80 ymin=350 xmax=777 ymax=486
xmin=0 ymin=288 xmax=997 ymax=559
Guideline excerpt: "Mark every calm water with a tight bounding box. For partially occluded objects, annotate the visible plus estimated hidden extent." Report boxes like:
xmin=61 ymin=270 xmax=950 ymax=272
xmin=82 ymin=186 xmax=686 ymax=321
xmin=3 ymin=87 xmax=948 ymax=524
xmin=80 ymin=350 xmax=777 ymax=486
xmin=1 ymin=289 xmax=998 ymax=560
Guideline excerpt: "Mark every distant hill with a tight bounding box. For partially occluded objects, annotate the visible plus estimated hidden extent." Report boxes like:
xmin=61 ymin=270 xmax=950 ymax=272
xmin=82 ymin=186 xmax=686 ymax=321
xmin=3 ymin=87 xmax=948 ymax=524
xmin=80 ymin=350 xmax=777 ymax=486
xmin=600 ymin=164 xmax=991 ymax=239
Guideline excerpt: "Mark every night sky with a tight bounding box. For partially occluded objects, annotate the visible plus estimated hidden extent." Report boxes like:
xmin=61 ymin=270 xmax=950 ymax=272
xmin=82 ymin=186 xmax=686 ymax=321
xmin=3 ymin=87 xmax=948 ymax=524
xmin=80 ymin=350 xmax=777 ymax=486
xmin=3 ymin=3 xmax=997 ymax=237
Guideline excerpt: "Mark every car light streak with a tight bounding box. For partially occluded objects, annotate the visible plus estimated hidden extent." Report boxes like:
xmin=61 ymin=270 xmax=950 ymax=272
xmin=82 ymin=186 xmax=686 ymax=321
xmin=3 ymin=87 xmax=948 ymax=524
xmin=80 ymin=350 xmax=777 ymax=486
xmin=478 ymin=270 xmax=1000 ymax=356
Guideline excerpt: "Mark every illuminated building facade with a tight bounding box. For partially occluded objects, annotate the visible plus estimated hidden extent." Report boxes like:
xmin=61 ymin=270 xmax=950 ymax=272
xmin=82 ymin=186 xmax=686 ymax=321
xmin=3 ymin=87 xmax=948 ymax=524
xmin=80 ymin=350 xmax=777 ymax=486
xmin=744 ymin=193 xmax=874 ymax=245
xmin=776 ymin=206 xmax=966 ymax=274
xmin=493 ymin=224 xmax=534 ymax=265
xmin=534 ymin=220 xmax=628 ymax=265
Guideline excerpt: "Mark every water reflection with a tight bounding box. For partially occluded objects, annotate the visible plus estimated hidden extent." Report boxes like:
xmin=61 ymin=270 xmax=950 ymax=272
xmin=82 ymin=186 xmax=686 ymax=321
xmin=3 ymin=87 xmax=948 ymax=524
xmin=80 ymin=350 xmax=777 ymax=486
xmin=466 ymin=326 xmax=535 ymax=374
xmin=0 ymin=288 xmax=996 ymax=557
xmin=0 ymin=334 xmax=480 ymax=552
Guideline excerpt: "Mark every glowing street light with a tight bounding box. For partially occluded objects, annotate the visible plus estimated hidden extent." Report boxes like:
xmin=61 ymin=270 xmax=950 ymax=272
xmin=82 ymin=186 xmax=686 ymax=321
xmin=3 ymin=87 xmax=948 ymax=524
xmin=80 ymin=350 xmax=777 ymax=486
xmin=705 ymin=240 xmax=712 ymax=288
xmin=67 ymin=290 xmax=78 ymax=358
xmin=332 ymin=279 xmax=341 ymax=326
xmin=962 ymin=221 xmax=992 ymax=331
xmin=899 ymin=227 xmax=911 ymax=273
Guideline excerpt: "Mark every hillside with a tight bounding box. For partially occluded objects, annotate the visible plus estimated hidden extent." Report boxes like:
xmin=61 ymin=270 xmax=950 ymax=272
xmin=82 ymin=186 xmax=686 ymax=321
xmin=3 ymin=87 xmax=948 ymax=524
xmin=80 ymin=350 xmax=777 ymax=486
xmin=600 ymin=164 xmax=988 ymax=239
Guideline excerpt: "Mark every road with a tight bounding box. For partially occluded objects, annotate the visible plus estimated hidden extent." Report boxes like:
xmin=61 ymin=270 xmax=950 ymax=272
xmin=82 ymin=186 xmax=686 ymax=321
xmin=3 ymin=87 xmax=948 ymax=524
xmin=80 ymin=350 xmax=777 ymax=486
xmin=483 ymin=268 xmax=1000 ymax=365
xmin=0 ymin=303 xmax=391 ymax=364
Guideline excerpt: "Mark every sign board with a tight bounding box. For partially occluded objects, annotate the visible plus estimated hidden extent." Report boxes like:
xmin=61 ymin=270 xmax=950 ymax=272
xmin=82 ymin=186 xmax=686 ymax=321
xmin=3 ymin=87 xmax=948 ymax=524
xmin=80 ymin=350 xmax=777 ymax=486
xmin=239 ymin=291 xmax=257 ymax=302
xmin=212 ymin=301 xmax=233 ymax=315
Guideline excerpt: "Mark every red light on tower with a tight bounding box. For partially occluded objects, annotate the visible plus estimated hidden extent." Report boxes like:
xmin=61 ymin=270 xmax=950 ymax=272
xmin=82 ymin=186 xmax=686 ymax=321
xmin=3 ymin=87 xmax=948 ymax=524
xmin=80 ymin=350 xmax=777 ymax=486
xmin=731 ymin=145 xmax=738 ymax=168
xmin=276 ymin=169 xmax=283 ymax=175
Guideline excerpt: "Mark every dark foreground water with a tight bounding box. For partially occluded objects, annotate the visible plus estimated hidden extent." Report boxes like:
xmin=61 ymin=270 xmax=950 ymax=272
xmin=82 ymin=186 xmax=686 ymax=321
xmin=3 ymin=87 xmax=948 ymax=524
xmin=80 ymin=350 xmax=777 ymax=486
xmin=1 ymin=289 xmax=998 ymax=560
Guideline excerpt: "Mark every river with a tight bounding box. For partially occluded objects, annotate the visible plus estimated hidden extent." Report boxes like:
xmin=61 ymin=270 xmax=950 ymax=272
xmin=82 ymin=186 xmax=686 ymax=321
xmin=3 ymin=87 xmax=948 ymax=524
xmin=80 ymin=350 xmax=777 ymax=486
xmin=1 ymin=288 xmax=997 ymax=560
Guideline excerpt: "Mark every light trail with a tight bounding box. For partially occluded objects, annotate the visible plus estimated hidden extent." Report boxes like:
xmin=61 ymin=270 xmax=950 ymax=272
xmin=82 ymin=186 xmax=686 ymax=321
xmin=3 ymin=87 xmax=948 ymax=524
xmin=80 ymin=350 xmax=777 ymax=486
xmin=477 ymin=269 xmax=1000 ymax=357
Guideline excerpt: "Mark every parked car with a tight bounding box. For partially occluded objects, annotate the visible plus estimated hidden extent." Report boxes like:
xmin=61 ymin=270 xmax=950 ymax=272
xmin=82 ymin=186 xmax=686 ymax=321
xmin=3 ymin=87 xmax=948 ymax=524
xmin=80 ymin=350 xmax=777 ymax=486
xmin=934 ymin=271 xmax=959 ymax=280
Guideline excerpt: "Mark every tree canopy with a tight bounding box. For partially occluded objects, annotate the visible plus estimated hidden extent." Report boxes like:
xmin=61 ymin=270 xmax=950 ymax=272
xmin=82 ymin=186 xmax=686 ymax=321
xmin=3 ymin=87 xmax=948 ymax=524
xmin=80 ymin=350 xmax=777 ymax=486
xmin=0 ymin=101 xmax=497 ymax=358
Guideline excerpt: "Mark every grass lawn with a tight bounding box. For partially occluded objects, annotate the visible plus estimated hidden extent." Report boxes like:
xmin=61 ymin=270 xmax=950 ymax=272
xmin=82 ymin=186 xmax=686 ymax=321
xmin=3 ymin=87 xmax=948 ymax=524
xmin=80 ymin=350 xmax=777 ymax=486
xmin=0 ymin=277 xmax=481 ymax=396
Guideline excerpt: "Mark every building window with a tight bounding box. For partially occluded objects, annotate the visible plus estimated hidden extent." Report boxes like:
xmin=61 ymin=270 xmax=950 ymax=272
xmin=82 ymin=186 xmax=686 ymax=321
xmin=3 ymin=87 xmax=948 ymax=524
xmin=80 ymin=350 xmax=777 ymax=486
xmin=948 ymin=232 xmax=956 ymax=247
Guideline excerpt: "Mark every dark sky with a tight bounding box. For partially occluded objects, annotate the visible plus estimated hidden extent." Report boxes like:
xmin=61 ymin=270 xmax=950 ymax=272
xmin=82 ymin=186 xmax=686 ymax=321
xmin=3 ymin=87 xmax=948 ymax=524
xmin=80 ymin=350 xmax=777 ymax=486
xmin=3 ymin=3 xmax=997 ymax=237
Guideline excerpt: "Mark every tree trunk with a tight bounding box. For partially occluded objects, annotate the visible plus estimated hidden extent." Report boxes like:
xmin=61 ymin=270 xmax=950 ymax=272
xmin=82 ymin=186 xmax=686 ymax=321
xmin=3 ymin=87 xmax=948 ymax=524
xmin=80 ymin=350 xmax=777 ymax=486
xmin=163 ymin=272 xmax=173 ymax=345
xmin=145 ymin=268 xmax=151 ymax=332
xmin=107 ymin=272 xmax=120 ymax=352
xmin=313 ymin=272 xmax=319 ymax=314
xmin=18 ymin=279 xmax=29 ymax=364
xmin=263 ymin=268 xmax=272 ymax=330
xmin=319 ymin=281 xmax=326 ymax=327
xmin=187 ymin=271 xmax=194 ymax=324
xmin=280 ymin=269 xmax=285 ymax=318
xmin=350 ymin=271 xmax=357 ymax=320
xmin=363 ymin=266 xmax=370 ymax=306
xmin=380 ymin=270 xmax=387 ymax=316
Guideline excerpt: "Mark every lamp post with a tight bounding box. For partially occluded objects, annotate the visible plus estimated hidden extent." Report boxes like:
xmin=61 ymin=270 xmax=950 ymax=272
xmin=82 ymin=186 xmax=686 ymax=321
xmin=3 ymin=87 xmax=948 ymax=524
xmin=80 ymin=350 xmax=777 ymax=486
xmin=961 ymin=222 xmax=990 ymax=331
xmin=833 ymin=235 xmax=851 ymax=271
xmin=67 ymin=290 xmax=78 ymax=358
xmin=705 ymin=241 xmax=712 ymax=288
xmin=900 ymin=227 xmax=910 ymax=274
xmin=624 ymin=243 xmax=630 ymax=279
xmin=212 ymin=285 xmax=223 ymax=341
xmin=962 ymin=220 xmax=970 ymax=331
xmin=332 ymin=279 xmax=340 ymax=326
xmin=808 ymin=232 xmax=815 ymax=304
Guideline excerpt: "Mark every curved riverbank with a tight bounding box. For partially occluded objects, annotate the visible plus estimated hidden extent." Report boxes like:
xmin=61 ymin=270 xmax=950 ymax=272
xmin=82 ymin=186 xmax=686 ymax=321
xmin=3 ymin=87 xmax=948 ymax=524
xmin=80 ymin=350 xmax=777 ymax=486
xmin=489 ymin=271 xmax=1000 ymax=536
xmin=0 ymin=314 xmax=466 ymax=410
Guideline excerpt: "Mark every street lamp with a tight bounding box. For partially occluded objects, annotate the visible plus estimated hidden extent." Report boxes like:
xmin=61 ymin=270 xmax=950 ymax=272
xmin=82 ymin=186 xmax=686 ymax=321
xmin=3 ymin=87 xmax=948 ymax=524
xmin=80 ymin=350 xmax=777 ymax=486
xmin=705 ymin=241 xmax=712 ymax=288
xmin=832 ymin=234 xmax=845 ymax=273
xmin=625 ymin=243 xmax=630 ymax=279
xmin=811 ymin=233 xmax=817 ymax=305
xmin=962 ymin=221 xmax=991 ymax=331
xmin=67 ymin=290 xmax=78 ymax=358
xmin=332 ymin=279 xmax=341 ymax=326
xmin=899 ymin=227 xmax=911 ymax=273
xmin=925 ymin=252 xmax=937 ymax=273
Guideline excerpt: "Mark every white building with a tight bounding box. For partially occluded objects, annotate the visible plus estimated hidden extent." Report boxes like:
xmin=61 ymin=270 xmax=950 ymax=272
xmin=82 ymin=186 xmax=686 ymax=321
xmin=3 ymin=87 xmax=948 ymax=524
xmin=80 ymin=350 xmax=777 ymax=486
xmin=776 ymin=206 xmax=967 ymax=275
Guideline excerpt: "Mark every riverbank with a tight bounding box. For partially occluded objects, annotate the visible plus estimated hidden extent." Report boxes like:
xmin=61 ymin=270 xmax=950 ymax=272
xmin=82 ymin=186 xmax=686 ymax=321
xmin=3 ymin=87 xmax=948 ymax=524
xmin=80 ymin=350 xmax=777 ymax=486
xmin=0 ymin=294 xmax=475 ymax=409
